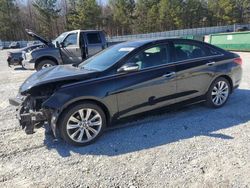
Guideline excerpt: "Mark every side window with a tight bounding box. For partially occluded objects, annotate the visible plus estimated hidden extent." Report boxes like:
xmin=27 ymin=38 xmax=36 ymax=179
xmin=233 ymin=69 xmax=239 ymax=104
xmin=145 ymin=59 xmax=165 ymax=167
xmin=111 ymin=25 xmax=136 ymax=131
xmin=174 ymin=42 xmax=208 ymax=61
xmin=127 ymin=44 xmax=169 ymax=70
xmin=207 ymin=47 xmax=222 ymax=56
xmin=87 ymin=33 xmax=101 ymax=44
xmin=64 ymin=33 xmax=77 ymax=46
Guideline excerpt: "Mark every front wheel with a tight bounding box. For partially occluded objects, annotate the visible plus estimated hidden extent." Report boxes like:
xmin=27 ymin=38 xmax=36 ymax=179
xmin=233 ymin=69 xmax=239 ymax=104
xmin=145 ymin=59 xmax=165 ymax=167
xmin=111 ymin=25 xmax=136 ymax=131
xmin=205 ymin=77 xmax=231 ymax=108
xmin=59 ymin=103 xmax=106 ymax=146
xmin=36 ymin=60 xmax=56 ymax=71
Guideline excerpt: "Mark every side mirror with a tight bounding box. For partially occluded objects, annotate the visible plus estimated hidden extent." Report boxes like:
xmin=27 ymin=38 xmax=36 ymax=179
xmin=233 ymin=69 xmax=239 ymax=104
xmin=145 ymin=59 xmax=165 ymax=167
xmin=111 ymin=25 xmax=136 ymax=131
xmin=117 ymin=63 xmax=139 ymax=73
xmin=60 ymin=42 xmax=65 ymax=48
xmin=55 ymin=41 xmax=60 ymax=48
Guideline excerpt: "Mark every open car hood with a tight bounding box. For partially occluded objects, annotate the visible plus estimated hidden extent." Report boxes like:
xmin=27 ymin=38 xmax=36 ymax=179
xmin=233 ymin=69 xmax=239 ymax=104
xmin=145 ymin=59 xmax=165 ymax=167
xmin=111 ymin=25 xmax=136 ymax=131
xmin=25 ymin=29 xmax=52 ymax=46
xmin=20 ymin=65 xmax=98 ymax=94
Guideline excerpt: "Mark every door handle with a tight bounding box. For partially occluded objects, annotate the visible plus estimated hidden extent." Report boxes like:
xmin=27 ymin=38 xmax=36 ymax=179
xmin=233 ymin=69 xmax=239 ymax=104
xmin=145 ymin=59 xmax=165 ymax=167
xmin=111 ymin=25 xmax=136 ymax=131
xmin=163 ymin=72 xmax=176 ymax=78
xmin=207 ymin=61 xmax=215 ymax=66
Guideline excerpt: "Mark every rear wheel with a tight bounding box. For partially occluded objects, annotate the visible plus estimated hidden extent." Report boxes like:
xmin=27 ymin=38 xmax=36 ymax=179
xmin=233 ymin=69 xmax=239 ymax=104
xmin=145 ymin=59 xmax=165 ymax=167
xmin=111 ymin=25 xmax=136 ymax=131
xmin=205 ymin=77 xmax=230 ymax=108
xmin=59 ymin=102 xmax=106 ymax=146
xmin=36 ymin=59 xmax=56 ymax=71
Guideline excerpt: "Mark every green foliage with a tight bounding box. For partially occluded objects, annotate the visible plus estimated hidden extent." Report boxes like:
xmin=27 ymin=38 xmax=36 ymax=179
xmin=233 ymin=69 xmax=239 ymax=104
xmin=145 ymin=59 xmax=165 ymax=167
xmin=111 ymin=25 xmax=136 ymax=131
xmin=0 ymin=0 xmax=19 ymax=40
xmin=182 ymin=0 xmax=206 ymax=28
xmin=147 ymin=4 xmax=160 ymax=32
xmin=234 ymin=0 xmax=250 ymax=23
xmin=134 ymin=0 xmax=160 ymax=33
xmin=159 ymin=0 xmax=183 ymax=30
xmin=207 ymin=0 xmax=237 ymax=25
xmin=67 ymin=0 xmax=101 ymax=30
xmin=33 ymin=0 xmax=61 ymax=38
xmin=109 ymin=0 xmax=135 ymax=34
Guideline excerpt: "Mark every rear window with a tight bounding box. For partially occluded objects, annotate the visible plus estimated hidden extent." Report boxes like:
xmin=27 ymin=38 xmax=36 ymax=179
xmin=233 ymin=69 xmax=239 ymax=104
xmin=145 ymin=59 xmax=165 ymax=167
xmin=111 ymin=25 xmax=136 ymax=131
xmin=174 ymin=42 xmax=208 ymax=61
xmin=87 ymin=33 xmax=102 ymax=44
xmin=207 ymin=47 xmax=222 ymax=56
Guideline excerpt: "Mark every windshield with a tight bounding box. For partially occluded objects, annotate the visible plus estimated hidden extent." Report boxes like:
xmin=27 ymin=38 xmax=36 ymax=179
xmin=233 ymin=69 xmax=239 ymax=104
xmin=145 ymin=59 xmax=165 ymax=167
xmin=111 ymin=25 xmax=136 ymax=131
xmin=52 ymin=32 xmax=68 ymax=45
xmin=79 ymin=44 xmax=136 ymax=71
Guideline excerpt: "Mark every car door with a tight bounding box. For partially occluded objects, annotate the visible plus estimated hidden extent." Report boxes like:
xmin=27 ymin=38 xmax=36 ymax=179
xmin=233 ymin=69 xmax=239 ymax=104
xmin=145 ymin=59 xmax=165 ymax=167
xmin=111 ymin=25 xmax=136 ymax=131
xmin=116 ymin=43 xmax=177 ymax=118
xmin=61 ymin=32 xmax=82 ymax=64
xmin=172 ymin=40 xmax=222 ymax=102
xmin=84 ymin=32 xmax=104 ymax=57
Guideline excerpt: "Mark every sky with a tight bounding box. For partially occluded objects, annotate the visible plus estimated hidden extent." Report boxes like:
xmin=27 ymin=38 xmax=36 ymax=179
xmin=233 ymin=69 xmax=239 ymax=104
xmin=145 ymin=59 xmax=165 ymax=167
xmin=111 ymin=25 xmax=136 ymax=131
xmin=98 ymin=0 xmax=108 ymax=5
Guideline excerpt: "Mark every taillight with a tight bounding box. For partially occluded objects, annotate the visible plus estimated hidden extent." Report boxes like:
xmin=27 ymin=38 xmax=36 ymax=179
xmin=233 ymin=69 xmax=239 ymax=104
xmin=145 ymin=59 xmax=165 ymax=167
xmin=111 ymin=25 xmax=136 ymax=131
xmin=234 ymin=57 xmax=242 ymax=65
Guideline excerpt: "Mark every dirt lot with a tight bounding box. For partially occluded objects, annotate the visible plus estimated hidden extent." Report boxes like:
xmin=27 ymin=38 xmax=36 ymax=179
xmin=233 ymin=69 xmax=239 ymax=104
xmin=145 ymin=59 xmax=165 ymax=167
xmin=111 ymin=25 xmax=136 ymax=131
xmin=0 ymin=49 xmax=249 ymax=188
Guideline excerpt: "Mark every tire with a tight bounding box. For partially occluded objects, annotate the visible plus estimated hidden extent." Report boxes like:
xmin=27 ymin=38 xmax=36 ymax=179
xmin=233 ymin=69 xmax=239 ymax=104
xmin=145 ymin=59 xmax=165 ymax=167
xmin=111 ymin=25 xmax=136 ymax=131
xmin=205 ymin=77 xmax=231 ymax=108
xmin=58 ymin=102 xmax=106 ymax=146
xmin=36 ymin=59 xmax=56 ymax=71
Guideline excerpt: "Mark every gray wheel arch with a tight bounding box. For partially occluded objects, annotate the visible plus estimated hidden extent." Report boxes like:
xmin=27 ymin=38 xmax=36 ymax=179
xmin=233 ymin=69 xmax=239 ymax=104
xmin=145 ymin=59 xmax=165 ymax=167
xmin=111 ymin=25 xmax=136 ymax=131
xmin=35 ymin=56 xmax=59 ymax=69
xmin=207 ymin=75 xmax=233 ymax=94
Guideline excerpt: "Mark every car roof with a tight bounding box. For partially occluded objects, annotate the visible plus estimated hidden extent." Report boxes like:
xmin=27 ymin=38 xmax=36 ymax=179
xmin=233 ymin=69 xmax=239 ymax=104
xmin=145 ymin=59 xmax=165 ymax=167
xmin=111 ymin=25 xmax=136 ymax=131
xmin=116 ymin=38 xmax=201 ymax=48
xmin=68 ymin=29 xmax=103 ymax=33
xmin=115 ymin=39 xmax=166 ymax=48
xmin=113 ymin=38 xmax=228 ymax=55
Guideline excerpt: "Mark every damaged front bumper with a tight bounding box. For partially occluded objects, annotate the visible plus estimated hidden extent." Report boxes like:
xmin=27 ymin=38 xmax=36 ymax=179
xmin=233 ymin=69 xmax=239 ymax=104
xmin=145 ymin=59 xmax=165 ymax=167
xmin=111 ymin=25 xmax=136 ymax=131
xmin=9 ymin=97 xmax=22 ymax=106
xmin=22 ymin=59 xmax=35 ymax=70
xmin=7 ymin=57 xmax=22 ymax=67
xmin=9 ymin=96 xmax=58 ymax=137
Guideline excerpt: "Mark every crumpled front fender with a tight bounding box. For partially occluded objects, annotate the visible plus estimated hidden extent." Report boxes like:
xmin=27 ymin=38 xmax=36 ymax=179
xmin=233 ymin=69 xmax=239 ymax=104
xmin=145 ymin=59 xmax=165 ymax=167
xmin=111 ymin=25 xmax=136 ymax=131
xmin=42 ymin=92 xmax=73 ymax=111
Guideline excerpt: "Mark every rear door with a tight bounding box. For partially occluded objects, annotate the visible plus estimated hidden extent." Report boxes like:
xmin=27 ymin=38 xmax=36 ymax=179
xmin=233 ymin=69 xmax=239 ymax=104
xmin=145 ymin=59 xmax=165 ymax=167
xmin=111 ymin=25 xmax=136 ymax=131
xmin=84 ymin=32 xmax=104 ymax=57
xmin=61 ymin=32 xmax=82 ymax=64
xmin=116 ymin=43 xmax=177 ymax=118
xmin=172 ymin=40 xmax=223 ymax=102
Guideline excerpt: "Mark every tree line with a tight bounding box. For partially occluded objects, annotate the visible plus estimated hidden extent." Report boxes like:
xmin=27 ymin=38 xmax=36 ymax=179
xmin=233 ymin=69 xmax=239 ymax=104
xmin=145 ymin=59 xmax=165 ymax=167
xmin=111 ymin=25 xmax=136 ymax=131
xmin=0 ymin=0 xmax=250 ymax=41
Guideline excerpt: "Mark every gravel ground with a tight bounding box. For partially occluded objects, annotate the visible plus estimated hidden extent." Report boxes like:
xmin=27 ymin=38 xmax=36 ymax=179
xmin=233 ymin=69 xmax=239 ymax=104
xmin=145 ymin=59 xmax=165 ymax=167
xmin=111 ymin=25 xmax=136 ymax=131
xmin=0 ymin=49 xmax=249 ymax=188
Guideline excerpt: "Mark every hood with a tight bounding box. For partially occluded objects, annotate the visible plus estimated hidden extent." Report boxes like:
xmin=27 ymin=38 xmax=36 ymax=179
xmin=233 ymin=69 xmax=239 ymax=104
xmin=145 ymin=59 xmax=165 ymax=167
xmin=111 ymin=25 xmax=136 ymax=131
xmin=31 ymin=45 xmax=57 ymax=55
xmin=25 ymin=29 xmax=52 ymax=46
xmin=8 ymin=49 xmax=22 ymax=59
xmin=8 ymin=51 xmax=22 ymax=58
xmin=20 ymin=65 xmax=98 ymax=94
xmin=8 ymin=44 xmax=43 ymax=55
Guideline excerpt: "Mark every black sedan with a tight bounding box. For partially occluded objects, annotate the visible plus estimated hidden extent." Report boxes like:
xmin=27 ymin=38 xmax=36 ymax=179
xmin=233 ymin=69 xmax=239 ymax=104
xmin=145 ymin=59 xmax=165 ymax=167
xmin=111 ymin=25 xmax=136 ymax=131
xmin=9 ymin=39 xmax=242 ymax=146
xmin=7 ymin=44 xmax=43 ymax=67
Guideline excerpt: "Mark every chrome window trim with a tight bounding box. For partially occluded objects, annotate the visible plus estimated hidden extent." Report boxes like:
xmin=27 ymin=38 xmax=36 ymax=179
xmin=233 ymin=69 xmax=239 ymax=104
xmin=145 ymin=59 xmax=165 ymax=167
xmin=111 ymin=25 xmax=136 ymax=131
xmin=137 ymin=54 xmax=224 ymax=72
xmin=170 ymin=54 xmax=224 ymax=65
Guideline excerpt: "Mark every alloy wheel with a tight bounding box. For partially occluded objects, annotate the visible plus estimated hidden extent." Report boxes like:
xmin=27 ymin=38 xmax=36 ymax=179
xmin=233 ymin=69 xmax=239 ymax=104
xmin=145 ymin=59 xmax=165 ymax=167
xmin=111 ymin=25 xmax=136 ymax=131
xmin=211 ymin=81 xmax=229 ymax=106
xmin=66 ymin=108 xmax=102 ymax=143
xmin=42 ymin=63 xmax=53 ymax=69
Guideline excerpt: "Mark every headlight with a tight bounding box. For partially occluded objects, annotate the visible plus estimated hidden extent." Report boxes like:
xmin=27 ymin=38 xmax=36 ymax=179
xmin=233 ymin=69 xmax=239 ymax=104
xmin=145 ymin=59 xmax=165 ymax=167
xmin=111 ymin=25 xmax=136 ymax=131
xmin=26 ymin=52 xmax=33 ymax=60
